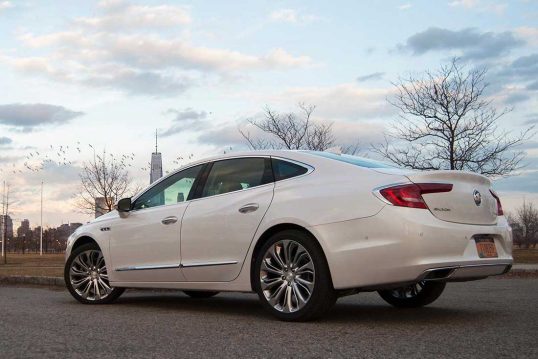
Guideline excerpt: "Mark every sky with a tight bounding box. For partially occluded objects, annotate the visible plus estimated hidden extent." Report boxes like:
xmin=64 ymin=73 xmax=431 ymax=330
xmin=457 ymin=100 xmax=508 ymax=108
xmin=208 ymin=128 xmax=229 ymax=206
xmin=0 ymin=0 xmax=537 ymax=228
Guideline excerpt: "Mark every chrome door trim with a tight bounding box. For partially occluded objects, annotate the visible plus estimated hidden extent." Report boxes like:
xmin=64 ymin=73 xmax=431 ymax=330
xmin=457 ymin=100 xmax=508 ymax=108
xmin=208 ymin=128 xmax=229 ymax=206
xmin=115 ymin=264 xmax=180 ymax=272
xmin=181 ymin=260 xmax=239 ymax=268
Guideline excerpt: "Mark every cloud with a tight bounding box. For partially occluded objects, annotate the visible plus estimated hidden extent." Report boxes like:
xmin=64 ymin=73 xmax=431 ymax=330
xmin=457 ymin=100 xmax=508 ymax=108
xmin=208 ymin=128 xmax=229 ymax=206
xmin=524 ymin=114 xmax=538 ymax=125
xmin=449 ymin=0 xmax=507 ymax=15
xmin=269 ymin=9 xmax=318 ymax=23
xmin=515 ymin=27 xmax=538 ymax=47
xmin=398 ymin=4 xmax=412 ymax=10
xmin=276 ymin=84 xmax=395 ymax=120
xmin=0 ymin=136 xmax=12 ymax=145
xmin=356 ymin=72 xmax=385 ymax=82
xmin=161 ymin=108 xmax=210 ymax=137
xmin=75 ymin=2 xmax=191 ymax=30
xmin=496 ymin=54 xmax=538 ymax=93
xmin=0 ymin=1 xmax=12 ymax=12
xmin=401 ymin=27 xmax=523 ymax=59
xmin=197 ymin=124 xmax=245 ymax=148
xmin=6 ymin=5 xmax=313 ymax=96
xmin=0 ymin=104 xmax=84 ymax=131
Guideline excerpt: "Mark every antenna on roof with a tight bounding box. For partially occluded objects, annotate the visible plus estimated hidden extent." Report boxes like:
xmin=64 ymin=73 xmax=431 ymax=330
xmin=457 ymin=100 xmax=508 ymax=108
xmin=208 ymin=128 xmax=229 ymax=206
xmin=155 ymin=129 xmax=158 ymax=153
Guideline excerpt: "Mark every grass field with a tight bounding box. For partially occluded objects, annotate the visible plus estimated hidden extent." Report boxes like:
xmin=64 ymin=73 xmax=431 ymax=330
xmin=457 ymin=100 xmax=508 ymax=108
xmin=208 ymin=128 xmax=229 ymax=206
xmin=0 ymin=254 xmax=64 ymax=277
xmin=0 ymin=248 xmax=537 ymax=278
xmin=512 ymin=248 xmax=538 ymax=264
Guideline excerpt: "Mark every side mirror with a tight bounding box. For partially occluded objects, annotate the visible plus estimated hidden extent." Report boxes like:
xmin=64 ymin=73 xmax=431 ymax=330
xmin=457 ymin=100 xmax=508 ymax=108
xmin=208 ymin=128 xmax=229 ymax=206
xmin=116 ymin=198 xmax=132 ymax=212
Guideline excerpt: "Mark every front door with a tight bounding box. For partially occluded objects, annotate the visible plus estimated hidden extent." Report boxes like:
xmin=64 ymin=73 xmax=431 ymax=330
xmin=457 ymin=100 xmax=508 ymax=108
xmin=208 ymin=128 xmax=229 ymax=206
xmin=109 ymin=164 xmax=204 ymax=283
xmin=180 ymin=157 xmax=274 ymax=282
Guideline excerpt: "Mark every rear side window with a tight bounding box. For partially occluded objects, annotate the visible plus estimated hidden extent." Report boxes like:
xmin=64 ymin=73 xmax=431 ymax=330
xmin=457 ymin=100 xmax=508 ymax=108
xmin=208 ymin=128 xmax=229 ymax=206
xmin=272 ymin=159 xmax=309 ymax=181
xmin=201 ymin=158 xmax=273 ymax=197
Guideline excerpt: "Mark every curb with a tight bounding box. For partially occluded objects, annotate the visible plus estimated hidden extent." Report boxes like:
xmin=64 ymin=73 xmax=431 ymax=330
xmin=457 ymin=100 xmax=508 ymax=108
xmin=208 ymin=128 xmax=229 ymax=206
xmin=0 ymin=275 xmax=65 ymax=288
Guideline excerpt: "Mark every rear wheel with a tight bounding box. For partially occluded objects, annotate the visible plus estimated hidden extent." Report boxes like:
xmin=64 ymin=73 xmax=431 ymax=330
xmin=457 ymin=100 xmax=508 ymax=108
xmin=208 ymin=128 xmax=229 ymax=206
xmin=378 ymin=281 xmax=446 ymax=308
xmin=65 ymin=243 xmax=124 ymax=304
xmin=253 ymin=230 xmax=336 ymax=321
xmin=183 ymin=291 xmax=219 ymax=298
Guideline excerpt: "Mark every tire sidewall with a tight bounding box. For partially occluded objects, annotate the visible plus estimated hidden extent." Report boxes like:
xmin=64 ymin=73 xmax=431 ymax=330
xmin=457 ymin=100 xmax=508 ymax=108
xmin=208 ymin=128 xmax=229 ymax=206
xmin=64 ymin=242 xmax=123 ymax=304
xmin=253 ymin=229 xmax=335 ymax=321
xmin=378 ymin=281 xmax=446 ymax=308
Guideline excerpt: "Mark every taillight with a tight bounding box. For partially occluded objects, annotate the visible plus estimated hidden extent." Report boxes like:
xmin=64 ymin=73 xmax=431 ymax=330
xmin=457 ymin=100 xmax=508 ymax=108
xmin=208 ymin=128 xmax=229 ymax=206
xmin=378 ymin=183 xmax=453 ymax=209
xmin=489 ymin=190 xmax=504 ymax=216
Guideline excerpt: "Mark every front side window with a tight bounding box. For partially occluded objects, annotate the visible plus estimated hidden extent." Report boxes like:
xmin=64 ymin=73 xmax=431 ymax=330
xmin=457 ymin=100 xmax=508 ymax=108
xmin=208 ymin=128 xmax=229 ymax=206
xmin=201 ymin=158 xmax=272 ymax=198
xmin=132 ymin=165 xmax=203 ymax=210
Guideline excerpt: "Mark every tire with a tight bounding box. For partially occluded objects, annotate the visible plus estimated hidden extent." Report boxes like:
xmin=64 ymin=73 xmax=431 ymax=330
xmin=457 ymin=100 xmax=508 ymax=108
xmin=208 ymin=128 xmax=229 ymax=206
xmin=253 ymin=229 xmax=336 ymax=321
xmin=378 ymin=281 xmax=446 ymax=308
xmin=183 ymin=291 xmax=219 ymax=298
xmin=64 ymin=242 xmax=125 ymax=304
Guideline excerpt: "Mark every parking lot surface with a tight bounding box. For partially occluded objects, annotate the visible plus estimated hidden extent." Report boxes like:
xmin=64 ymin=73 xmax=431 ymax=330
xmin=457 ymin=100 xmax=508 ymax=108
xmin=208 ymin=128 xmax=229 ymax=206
xmin=1 ymin=278 xmax=537 ymax=358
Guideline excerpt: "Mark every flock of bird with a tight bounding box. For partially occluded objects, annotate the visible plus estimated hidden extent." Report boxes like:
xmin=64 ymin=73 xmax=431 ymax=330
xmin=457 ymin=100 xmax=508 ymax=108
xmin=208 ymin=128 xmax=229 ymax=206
xmin=1 ymin=141 xmax=197 ymax=177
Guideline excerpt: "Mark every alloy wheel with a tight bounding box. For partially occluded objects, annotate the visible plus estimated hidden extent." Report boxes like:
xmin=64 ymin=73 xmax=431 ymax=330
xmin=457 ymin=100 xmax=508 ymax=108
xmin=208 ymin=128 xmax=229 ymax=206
xmin=69 ymin=250 xmax=112 ymax=301
xmin=390 ymin=281 xmax=426 ymax=299
xmin=260 ymin=240 xmax=315 ymax=313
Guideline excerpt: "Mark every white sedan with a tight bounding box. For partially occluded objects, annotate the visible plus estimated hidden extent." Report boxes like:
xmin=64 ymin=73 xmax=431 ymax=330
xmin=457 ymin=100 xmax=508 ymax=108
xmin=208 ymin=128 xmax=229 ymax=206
xmin=64 ymin=150 xmax=513 ymax=321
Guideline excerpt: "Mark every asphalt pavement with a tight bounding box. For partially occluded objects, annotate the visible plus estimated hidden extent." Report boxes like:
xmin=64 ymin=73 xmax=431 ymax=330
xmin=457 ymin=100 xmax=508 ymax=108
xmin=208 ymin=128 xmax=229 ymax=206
xmin=1 ymin=278 xmax=537 ymax=358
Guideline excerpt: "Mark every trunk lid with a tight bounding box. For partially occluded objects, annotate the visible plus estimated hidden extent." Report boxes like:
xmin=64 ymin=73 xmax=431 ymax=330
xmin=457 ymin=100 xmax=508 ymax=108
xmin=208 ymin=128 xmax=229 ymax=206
xmin=405 ymin=170 xmax=498 ymax=225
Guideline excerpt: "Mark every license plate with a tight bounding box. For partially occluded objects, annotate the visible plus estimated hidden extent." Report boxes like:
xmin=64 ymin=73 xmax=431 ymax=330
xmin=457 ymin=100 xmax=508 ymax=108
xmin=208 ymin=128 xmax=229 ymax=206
xmin=475 ymin=238 xmax=498 ymax=258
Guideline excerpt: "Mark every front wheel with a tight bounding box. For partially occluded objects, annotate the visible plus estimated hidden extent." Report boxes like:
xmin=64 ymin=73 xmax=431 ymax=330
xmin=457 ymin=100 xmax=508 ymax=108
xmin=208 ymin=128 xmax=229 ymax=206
xmin=65 ymin=243 xmax=124 ymax=304
xmin=378 ymin=281 xmax=446 ymax=308
xmin=253 ymin=230 xmax=336 ymax=321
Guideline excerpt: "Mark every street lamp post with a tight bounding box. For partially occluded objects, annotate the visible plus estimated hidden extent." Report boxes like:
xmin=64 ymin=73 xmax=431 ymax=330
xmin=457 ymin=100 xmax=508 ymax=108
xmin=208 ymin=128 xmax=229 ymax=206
xmin=40 ymin=181 xmax=43 ymax=256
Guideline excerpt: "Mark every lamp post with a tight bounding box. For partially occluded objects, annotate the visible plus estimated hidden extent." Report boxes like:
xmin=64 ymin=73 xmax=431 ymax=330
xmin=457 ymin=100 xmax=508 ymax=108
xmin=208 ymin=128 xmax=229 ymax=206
xmin=40 ymin=181 xmax=43 ymax=256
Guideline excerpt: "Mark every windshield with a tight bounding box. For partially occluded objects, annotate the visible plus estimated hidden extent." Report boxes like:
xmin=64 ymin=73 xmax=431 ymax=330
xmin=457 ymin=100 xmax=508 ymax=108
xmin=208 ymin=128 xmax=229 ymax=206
xmin=306 ymin=151 xmax=397 ymax=169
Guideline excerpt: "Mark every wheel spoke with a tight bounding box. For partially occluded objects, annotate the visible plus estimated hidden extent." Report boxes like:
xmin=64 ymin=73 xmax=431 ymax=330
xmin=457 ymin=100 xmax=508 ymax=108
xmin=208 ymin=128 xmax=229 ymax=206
xmin=260 ymin=239 xmax=315 ymax=313
xmin=261 ymin=276 xmax=284 ymax=291
xmin=261 ymin=259 xmax=284 ymax=276
xmin=70 ymin=249 xmax=114 ymax=301
xmin=268 ymin=282 xmax=287 ymax=307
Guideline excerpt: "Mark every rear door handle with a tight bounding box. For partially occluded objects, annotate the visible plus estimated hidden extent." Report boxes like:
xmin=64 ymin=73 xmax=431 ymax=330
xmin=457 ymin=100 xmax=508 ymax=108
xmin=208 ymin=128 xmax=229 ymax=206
xmin=238 ymin=203 xmax=259 ymax=214
xmin=161 ymin=216 xmax=178 ymax=225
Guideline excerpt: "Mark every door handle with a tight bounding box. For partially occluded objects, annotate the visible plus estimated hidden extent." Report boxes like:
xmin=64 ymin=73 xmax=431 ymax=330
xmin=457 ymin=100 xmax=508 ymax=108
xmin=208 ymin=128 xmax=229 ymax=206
xmin=161 ymin=216 xmax=178 ymax=225
xmin=239 ymin=203 xmax=259 ymax=214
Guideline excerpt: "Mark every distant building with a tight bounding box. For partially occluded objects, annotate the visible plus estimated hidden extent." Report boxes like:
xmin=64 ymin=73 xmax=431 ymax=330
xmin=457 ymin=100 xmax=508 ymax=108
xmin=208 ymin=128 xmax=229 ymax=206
xmin=17 ymin=219 xmax=30 ymax=238
xmin=94 ymin=197 xmax=113 ymax=218
xmin=150 ymin=130 xmax=163 ymax=184
xmin=0 ymin=215 xmax=13 ymax=238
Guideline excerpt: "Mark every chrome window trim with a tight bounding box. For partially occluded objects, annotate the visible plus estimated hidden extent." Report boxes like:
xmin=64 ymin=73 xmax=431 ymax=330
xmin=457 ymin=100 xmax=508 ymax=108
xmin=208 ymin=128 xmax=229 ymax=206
xmin=128 ymin=154 xmax=314 ymax=209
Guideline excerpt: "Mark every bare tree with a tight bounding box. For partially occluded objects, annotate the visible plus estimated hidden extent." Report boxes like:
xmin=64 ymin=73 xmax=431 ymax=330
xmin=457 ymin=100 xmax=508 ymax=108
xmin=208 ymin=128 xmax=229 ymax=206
xmin=239 ymin=103 xmax=336 ymax=151
xmin=373 ymin=58 xmax=533 ymax=177
xmin=75 ymin=150 xmax=139 ymax=216
xmin=514 ymin=201 xmax=538 ymax=249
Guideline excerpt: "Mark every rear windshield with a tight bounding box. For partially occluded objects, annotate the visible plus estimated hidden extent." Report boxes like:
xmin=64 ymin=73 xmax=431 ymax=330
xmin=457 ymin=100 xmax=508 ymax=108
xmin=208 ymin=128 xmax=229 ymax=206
xmin=306 ymin=151 xmax=396 ymax=169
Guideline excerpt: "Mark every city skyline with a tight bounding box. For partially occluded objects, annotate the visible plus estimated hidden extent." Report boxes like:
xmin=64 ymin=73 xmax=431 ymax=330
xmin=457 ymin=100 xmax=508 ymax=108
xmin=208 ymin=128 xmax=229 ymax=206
xmin=0 ymin=0 xmax=537 ymax=226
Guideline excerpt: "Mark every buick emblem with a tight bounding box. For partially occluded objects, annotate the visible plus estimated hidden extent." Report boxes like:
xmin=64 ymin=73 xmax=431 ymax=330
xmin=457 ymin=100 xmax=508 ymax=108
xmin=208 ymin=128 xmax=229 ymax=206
xmin=473 ymin=189 xmax=482 ymax=206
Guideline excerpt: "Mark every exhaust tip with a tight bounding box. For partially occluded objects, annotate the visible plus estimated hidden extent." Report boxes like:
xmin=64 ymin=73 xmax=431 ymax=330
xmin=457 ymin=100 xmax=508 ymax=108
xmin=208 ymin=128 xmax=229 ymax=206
xmin=422 ymin=268 xmax=456 ymax=281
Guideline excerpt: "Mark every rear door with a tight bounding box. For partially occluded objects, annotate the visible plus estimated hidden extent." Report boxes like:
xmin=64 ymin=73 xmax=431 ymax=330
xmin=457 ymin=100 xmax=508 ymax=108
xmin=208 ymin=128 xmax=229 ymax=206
xmin=180 ymin=157 xmax=274 ymax=282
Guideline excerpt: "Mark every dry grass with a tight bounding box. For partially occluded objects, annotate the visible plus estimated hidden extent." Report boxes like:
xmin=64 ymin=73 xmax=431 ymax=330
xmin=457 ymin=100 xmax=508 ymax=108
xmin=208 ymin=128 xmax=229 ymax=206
xmin=512 ymin=248 xmax=538 ymax=264
xmin=0 ymin=253 xmax=64 ymax=277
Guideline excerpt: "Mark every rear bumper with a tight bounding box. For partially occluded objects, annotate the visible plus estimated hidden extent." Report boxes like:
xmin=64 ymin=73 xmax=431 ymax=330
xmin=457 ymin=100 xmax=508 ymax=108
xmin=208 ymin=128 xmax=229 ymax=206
xmin=419 ymin=263 xmax=512 ymax=282
xmin=310 ymin=205 xmax=513 ymax=290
